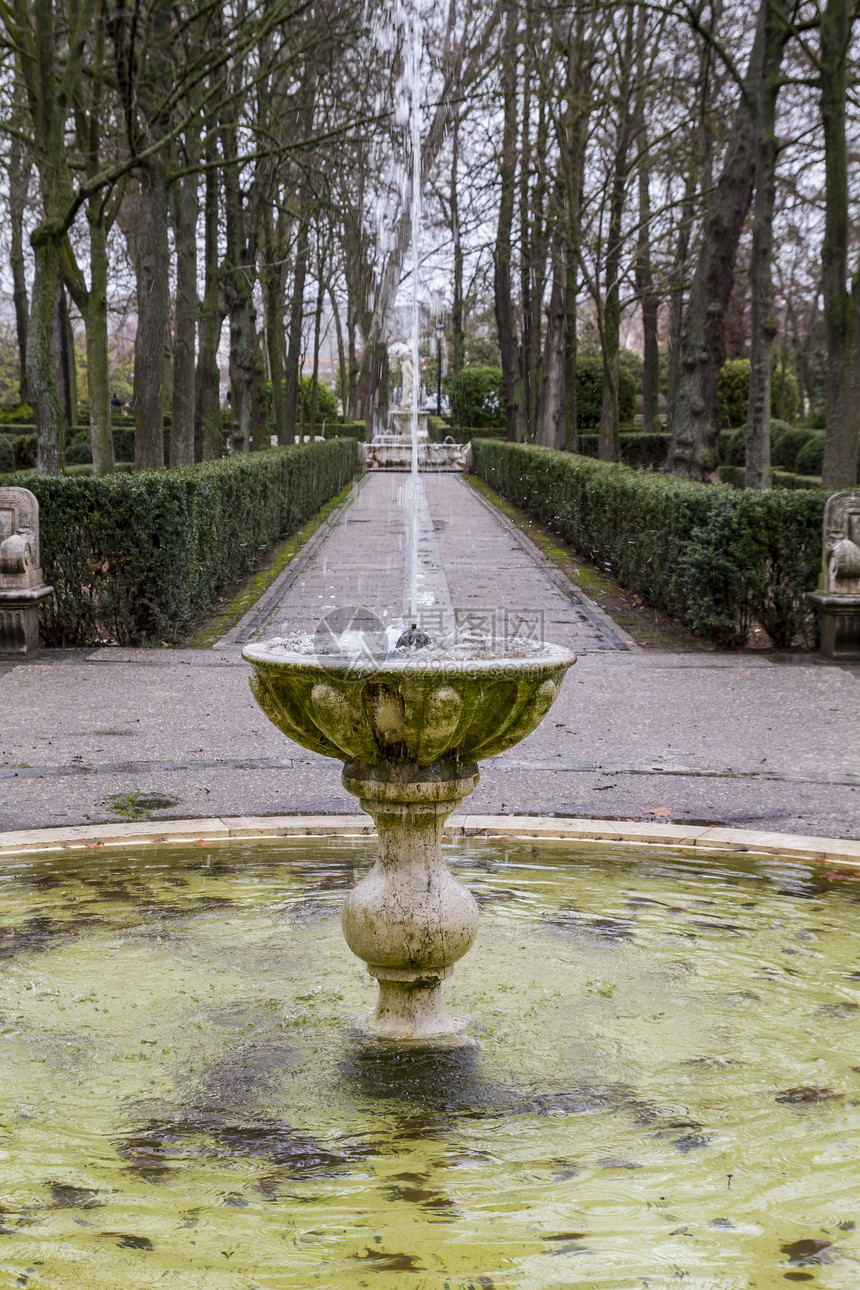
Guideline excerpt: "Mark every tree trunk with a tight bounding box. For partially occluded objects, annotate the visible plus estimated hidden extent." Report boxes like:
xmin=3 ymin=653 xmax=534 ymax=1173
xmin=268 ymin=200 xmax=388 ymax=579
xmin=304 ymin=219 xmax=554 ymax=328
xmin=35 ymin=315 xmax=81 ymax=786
xmin=170 ymin=173 xmax=198 ymax=467
xmin=86 ymin=214 xmax=114 ymax=475
xmin=284 ymin=214 xmax=309 ymax=442
xmin=134 ymin=164 xmax=169 ymax=470
xmin=330 ymin=287 xmax=348 ymax=418
xmin=745 ymin=2 xmax=788 ymax=489
xmin=308 ymin=262 xmax=325 ymax=436
xmin=635 ymin=134 xmax=659 ymax=434
xmin=28 ymin=232 xmax=65 ymax=475
xmin=495 ymin=0 xmax=526 ymax=442
xmin=598 ymin=4 xmax=635 ymax=462
xmin=197 ymin=156 xmax=222 ymax=461
xmin=9 ymin=135 xmax=30 ymax=405
xmin=54 ymin=280 xmax=76 ymax=430
xmin=665 ymin=6 xmax=767 ymax=480
xmin=451 ymin=111 xmax=465 ymax=375
xmin=820 ymin=0 xmax=860 ymax=488
xmin=539 ymin=247 xmax=567 ymax=449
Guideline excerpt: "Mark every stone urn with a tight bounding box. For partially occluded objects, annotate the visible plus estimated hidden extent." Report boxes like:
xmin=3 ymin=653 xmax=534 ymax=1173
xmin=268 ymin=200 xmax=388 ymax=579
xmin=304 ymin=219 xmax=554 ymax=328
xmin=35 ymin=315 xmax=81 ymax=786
xmin=243 ymin=637 xmax=575 ymax=1042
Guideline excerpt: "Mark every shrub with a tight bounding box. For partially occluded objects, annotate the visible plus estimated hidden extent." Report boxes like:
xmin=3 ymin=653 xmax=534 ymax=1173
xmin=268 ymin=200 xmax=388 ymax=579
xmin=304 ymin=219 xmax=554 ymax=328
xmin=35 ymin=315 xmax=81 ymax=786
xmin=65 ymin=439 xmax=93 ymax=465
xmin=718 ymin=360 xmax=800 ymax=428
xmin=297 ymin=376 xmax=338 ymax=425
xmin=0 ymin=436 xmax=14 ymax=473
xmin=772 ymin=426 xmax=817 ymax=471
xmin=795 ymin=432 xmax=825 ymax=477
xmin=618 ymin=347 xmax=643 ymax=393
xmin=771 ymin=365 xmax=800 ymax=422
xmin=428 ymin=424 xmax=503 ymax=445
xmin=575 ymin=358 xmax=636 ymax=428
xmin=0 ymin=403 xmax=34 ymax=424
xmin=323 ymin=422 xmax=367 ymax=441
xmin=722 ymin=419 xmax=794 ymax=467
xmin=576 ymin=432 xmax=669 ymax=469
xmin=13 ymin=433 xmax=37 ymax=469
xmin=19 ymin=439 xmax=357 ymax=646
xmin=472 ymin=439 xmax=824 ymax=648
xmin=719 ymin=465 xmax=825 ymax=491
xmin=447 ymin=366 xmax=506 ymax=428
xmin=717 ymin=361 xmax=751 ymax=428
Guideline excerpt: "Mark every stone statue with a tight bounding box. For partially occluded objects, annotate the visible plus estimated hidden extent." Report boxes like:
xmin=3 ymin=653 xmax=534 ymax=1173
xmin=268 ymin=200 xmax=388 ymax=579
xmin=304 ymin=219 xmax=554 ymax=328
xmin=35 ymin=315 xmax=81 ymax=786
xmin=0 ymin=487 xmax=53 ymax=654
xmin=822 ymin=491 xmax=860 ymax=594
xmin=808 ymin=489 xmax=860 ymax=657
xmin=400 ymin=352 xmax=414 ymax=410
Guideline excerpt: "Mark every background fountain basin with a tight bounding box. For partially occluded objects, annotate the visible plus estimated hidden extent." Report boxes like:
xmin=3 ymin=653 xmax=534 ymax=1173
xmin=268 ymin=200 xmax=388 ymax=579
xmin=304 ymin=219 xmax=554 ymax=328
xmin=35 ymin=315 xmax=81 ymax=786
xmin=242 ymin=640 xmax=575 ymax=766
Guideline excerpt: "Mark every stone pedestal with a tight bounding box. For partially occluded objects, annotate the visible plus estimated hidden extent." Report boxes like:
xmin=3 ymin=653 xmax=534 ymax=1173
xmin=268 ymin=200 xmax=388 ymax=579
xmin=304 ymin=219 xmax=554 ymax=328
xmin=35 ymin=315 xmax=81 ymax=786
xmin=0 ymin=487 xmax=52 ymax=656
xmin=0 ymin=585 xmax=54 ymax=654
xmin=808 ymin=490 xmax=860 ymax=660
xmin=341 ymin=755 xmax=480 ymax=1043
xmin=807 ymin=591 xmax=860 ymax=659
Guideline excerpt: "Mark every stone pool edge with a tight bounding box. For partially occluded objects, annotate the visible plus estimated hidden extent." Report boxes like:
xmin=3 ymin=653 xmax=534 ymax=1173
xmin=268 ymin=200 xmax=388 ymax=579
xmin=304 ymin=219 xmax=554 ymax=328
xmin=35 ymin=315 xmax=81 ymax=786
xmin=0 ymin=815 xmax=858 ymax=866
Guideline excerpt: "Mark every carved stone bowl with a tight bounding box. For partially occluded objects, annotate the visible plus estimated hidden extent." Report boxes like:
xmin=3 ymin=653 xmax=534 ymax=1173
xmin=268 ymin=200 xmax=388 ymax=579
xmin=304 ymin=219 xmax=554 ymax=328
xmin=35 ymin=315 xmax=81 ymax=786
xmin=241 ymin=640 xmax=575 ymax=767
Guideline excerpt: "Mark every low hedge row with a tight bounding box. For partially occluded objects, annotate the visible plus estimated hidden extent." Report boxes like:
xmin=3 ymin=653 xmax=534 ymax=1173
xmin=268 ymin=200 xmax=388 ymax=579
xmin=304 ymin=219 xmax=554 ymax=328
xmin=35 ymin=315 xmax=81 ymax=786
xmin=1 ymin=438 xmax=357 ymax=646
xmin=322 ymin=422 xmax=367 ymax=441
xmin=428 ymin=425 xmax=504 ymax=444
xmin=576 ymin=432 xmax=669 ymax=470
xmin=718 ymin=465 xmax=826 ymax=491
xmin=471 ymin=440 xmax=825 ymax=647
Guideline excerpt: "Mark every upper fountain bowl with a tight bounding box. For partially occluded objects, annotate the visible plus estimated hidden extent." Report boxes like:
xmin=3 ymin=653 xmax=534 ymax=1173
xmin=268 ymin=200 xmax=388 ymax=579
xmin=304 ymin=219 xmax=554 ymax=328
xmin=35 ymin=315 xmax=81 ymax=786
xmin=242 ymin=637 xmax=575 ymax=767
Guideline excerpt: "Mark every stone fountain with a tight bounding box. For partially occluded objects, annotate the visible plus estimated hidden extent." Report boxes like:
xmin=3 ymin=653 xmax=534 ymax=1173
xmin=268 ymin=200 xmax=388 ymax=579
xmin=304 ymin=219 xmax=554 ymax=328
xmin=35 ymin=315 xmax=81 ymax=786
xmin=242 ymin=634 xmax=575 ymax=1042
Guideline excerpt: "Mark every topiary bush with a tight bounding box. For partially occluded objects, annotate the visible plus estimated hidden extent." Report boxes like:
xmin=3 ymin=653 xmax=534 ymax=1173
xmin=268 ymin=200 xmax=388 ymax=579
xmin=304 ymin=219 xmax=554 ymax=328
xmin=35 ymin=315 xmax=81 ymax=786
xmin=65 ymin=439 xmax=93 ymax=465
xmin=297 ymin=376 xmax=339 ymax=425
xmin=722 ymin=419 xmax=794 ymax=467
xmin=575 ymin=359 xmax=636 ymax=428
xmin=772 ymin=426 xmax=817 ymax=471
xmin=0 ymin=436 xmax=15 ymax=473
xmin=795 ymin=432 xmax=825 ymax=477
xmin=718 ymin=360 xmax=800 ymax=428
xmin=20 ymin=439 xmax=357 ymax=646
xmin=472 ymin=439 xmax=824 ymax=648
xmin=12 ymin=433 xmax=37 ymax=469
xmin=447 ymin=366 xmax=506 ymax=428
xmin=771 ymin=364 xmax=800 ymax=422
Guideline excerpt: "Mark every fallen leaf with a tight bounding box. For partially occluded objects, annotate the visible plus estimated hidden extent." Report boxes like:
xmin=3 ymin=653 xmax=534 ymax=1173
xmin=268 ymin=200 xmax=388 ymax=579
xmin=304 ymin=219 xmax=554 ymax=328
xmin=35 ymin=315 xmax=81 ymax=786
xmin=646 ymin=807 xmax=672 ymax=818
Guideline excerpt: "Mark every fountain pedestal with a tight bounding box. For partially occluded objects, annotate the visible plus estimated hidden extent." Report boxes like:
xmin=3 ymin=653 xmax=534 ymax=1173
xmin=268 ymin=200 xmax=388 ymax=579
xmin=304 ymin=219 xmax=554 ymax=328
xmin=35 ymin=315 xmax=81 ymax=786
xmin=341 ymin=756 xmax=479 ymax=1042
xmin=242 ymin=638 xmax=575 ymax=1044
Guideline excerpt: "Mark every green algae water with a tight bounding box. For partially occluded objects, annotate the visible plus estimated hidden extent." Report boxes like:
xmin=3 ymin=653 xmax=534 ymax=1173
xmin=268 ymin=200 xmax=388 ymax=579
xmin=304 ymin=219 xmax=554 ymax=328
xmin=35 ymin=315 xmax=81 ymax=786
xmin=0 ymin=837 xmax=857 ymax=1290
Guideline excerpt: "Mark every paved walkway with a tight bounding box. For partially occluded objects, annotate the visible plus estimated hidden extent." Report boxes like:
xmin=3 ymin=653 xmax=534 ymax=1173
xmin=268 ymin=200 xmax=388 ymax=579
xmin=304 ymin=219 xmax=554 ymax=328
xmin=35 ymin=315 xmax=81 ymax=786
xmin=2 ymin=472 xmax=859 ymax=839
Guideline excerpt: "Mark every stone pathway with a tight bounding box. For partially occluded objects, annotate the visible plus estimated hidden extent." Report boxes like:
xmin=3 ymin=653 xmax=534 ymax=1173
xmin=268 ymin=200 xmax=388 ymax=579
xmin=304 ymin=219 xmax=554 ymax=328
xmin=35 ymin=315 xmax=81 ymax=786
xmin=237 ymin=472 xmax=629 ymax=652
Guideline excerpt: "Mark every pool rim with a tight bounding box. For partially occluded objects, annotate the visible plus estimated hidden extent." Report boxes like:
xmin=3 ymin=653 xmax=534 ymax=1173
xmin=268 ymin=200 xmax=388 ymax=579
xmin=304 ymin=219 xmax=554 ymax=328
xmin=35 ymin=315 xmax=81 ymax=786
xmin=0 ymin=815 xmax=857 ymax=866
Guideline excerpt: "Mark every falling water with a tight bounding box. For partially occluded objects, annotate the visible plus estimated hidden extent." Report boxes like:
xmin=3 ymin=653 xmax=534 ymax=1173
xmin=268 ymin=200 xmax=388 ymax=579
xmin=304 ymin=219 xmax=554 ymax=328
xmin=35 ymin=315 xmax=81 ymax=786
xmin=407 ymin=2 xmax=422 ymax=624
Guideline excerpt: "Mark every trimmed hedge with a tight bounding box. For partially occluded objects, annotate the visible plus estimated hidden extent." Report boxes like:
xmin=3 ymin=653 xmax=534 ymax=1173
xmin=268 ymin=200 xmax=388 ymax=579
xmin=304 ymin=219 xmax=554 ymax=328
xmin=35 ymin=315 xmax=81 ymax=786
xmin=447 ymin=366 xmax=506 ymax=428
xmin=428 ymin=425 xmax=503 ymax=445
xmin=472 ymin=439 xmax=825 ymax=647
xmin=323 ymin=422 xmax=367 ymax=441
xmin=1 ymin=439 xmax=356 ymax=646
xmin=576 ymin=432 xmax=670 ymax=470
xmin=718 ymin=465 xmax=826 ymax=491
xmin=576 ymin=358 xmax=636 ymax=428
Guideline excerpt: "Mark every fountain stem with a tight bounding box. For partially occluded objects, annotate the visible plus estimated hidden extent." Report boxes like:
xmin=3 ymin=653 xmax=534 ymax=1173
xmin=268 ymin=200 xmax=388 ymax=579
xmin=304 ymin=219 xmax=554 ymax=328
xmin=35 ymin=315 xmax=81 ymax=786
xmin=341 ymin=756 xmax=480 ymax=1042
